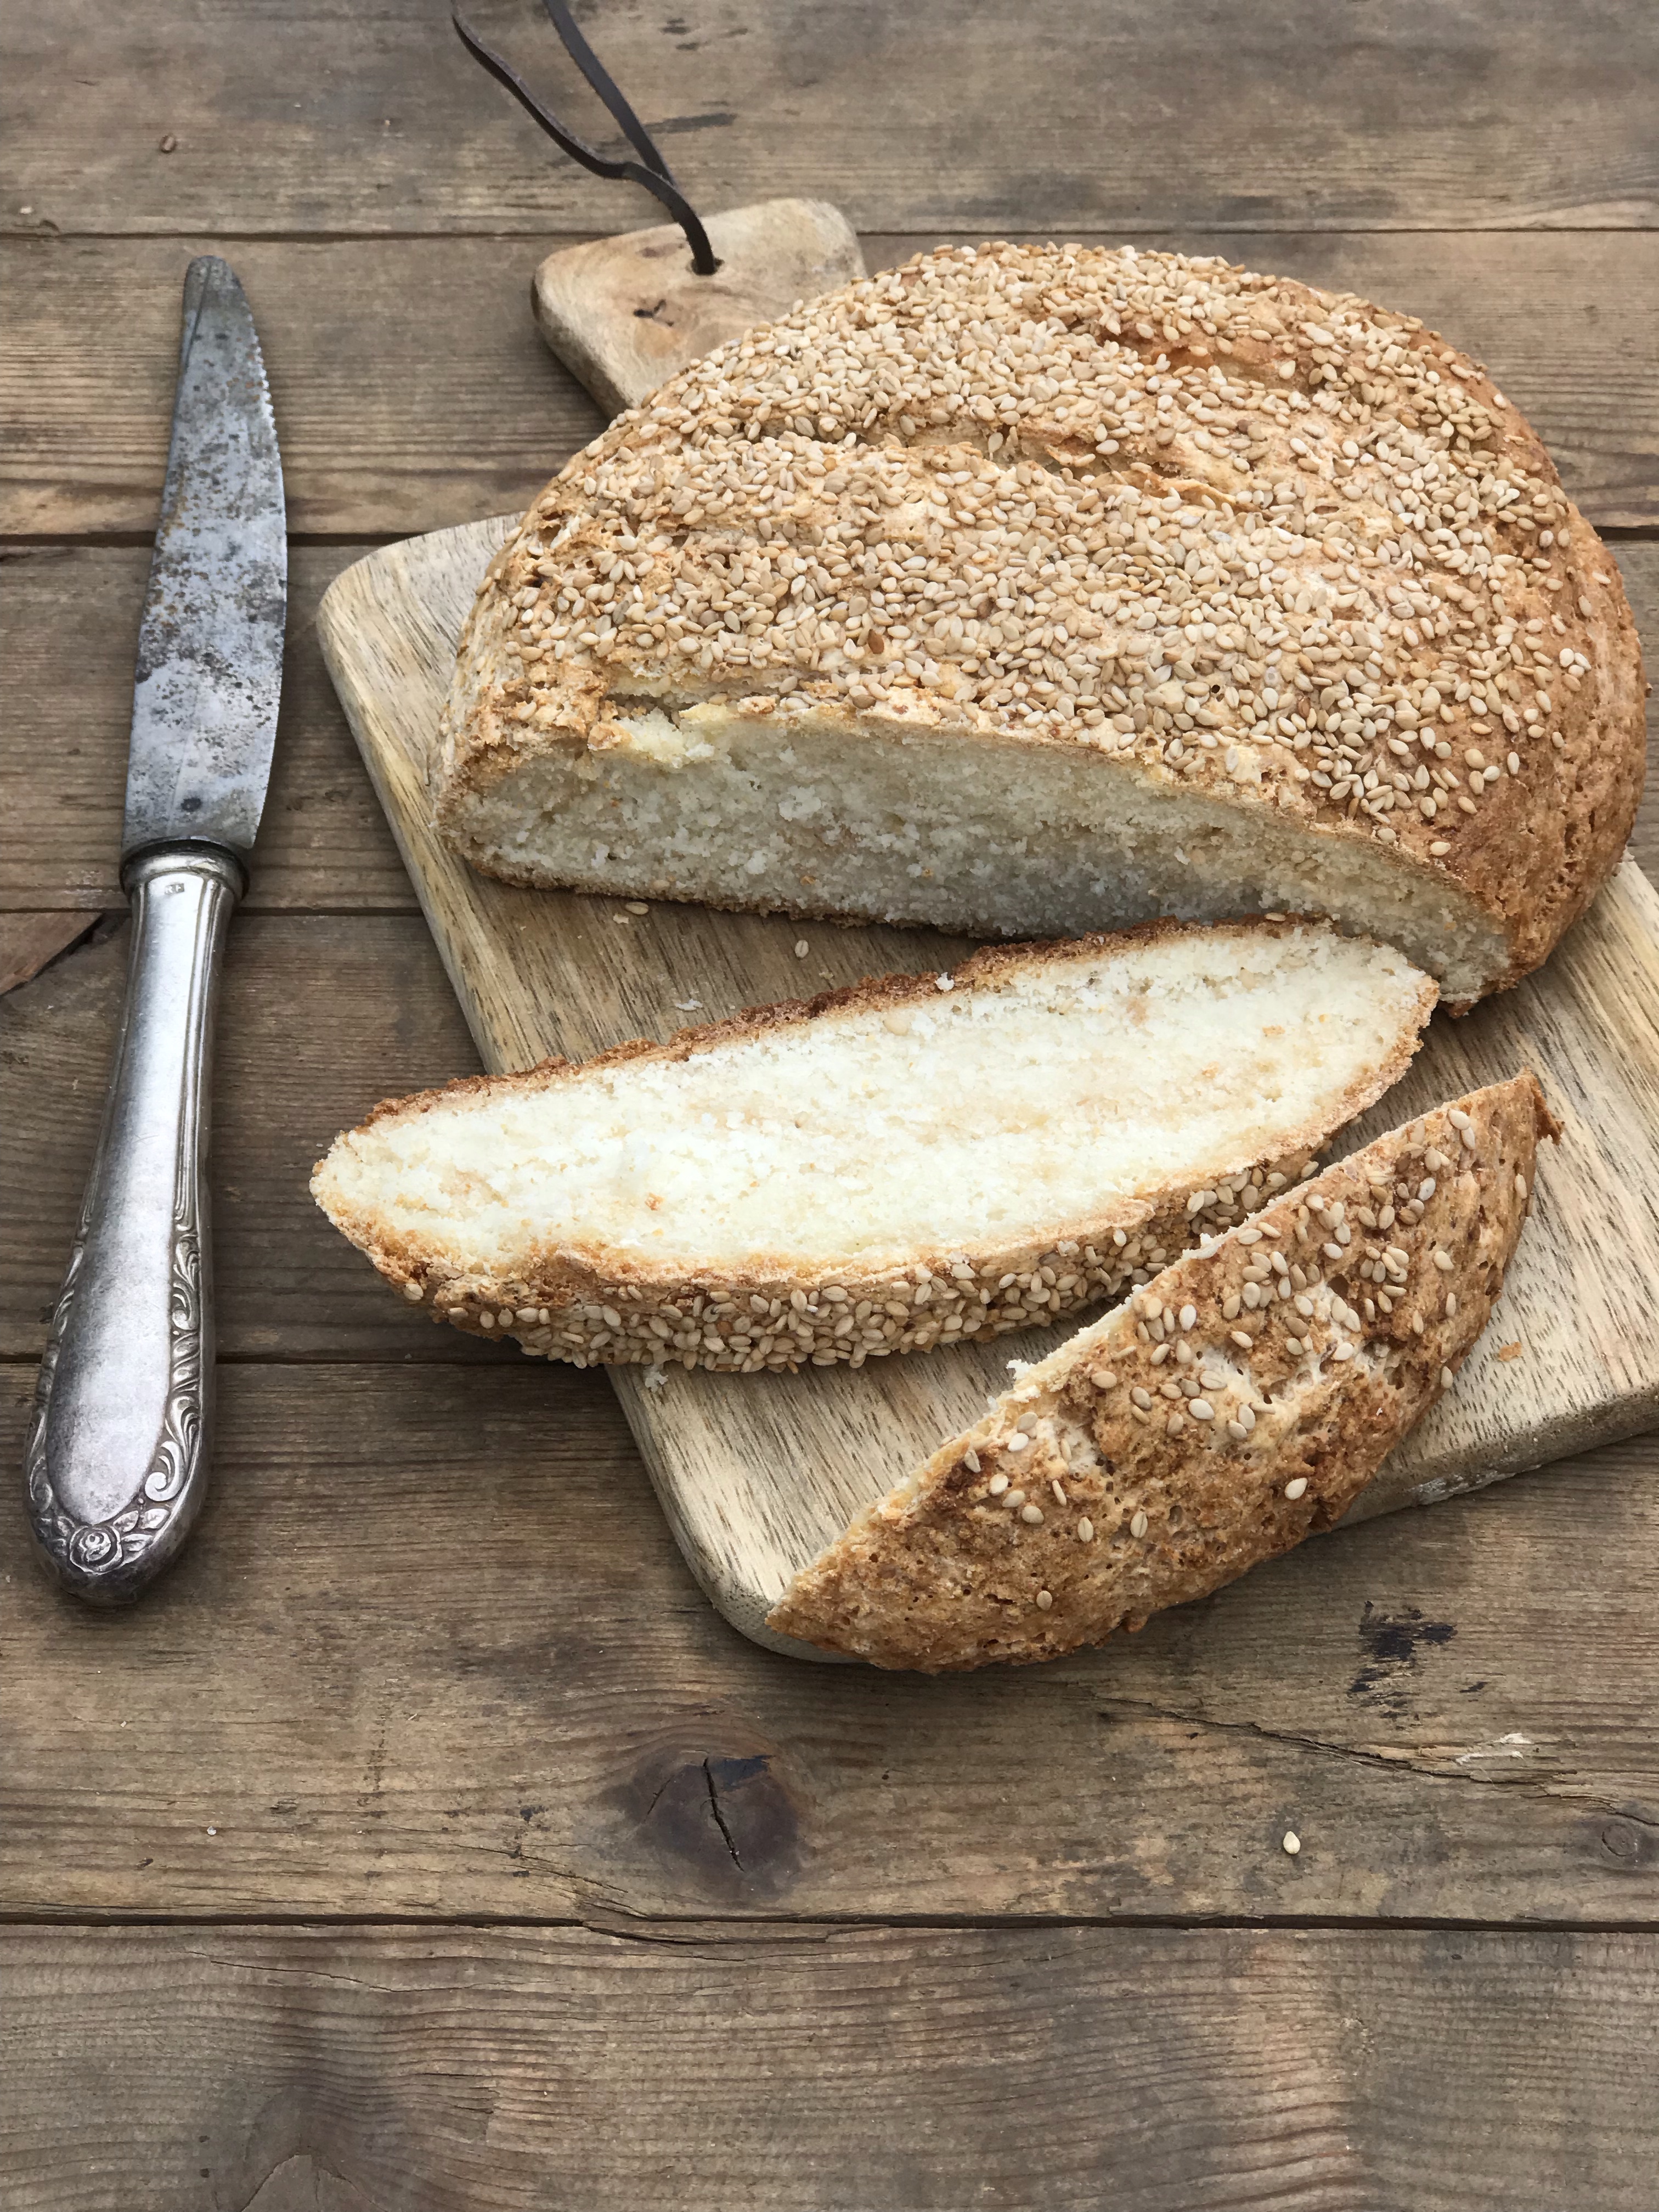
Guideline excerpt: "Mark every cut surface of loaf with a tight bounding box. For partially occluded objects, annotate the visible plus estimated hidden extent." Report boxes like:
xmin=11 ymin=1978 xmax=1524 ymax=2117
xmin=769 ymin=1073 xmax=1554 ymax=1669
xmin=439 ymin=242 xmax=1644 ymax=1007
xmin=311 ymin=918 xmax=1434 ymax=1372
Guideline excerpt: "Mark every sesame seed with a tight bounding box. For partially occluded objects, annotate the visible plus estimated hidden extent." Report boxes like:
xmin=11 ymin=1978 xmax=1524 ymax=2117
xmin=1180 ymin=1303 xmax=1198 ymax=1330
xmin=1441 ymin=1365 xmax=1455 ymax=1389
xmin=1007 ymin=1432 xmax=1031 ymax=1452
xmin=1021 ymin=1502 xmax=1045 ymax=1525
xmin=1432 ymin=1249 xmax=1454 ymax=1272
xmin=482 ymin=246 xmax=1598 ymax=1216
xmin=1036 ymin=1589 xmax=1053 ymax=1611
xmin=794 ymin=940 xmax=809 ymax=958
xmin=1282 ymin=1830 xmax=1301 ymax=1855
xmin=988 ymin=1472 xmax=1009 ymax=1496
xmin=1284 ymin=1477 xmax=1308 ymax=1499
xmin=964 ymin=1448 xmax=981 ymax=1474
xmin=1077 ymin=1518 xmax=1095 ymax=1542
xmin=1130 ymin=1509 xmax=1149 ymax=1538
xmin=1230 ymin=1329 xmax=1253 ymax=1350
xmin=1190 ymin=1399 xmax=1215 ymax=1421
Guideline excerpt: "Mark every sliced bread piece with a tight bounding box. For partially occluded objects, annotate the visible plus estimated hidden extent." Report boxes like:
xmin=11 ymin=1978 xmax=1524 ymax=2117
xmin=768 ymin=1072 xmax=1554 ymax=1668
xmin=312 ymin=917 xmax=1434 ymax=1372
xmin=439 ymin=242 xmax=1644 ymax=1008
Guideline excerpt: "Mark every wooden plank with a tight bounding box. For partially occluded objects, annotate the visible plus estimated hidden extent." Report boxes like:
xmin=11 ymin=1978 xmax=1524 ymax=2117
xmin=0 ymin=913 xmax=506 ymax=1362
xmin=0 ymin=236 xmax=604 ymax=541
xmin=4 ymin=0 xmax=1655 ymax=236
xmin=3 ymin=232 xmax=1654 ymax=538
xmin=0 ymin=548 xmax=411 ymax=913
xmin=3 ymin=1924 xmax=1656 ymax=2211
xmin=4 ymin=541 xmax=1656 ymax=915
xmin=5 ymin=870 xmax=1658 ymax=1383
xmin=2 ymin=1362 xmax=1655 ymax=1923
xmin=319 ymin=517 xmax=1659 ymax=1655
xmin=0 ymin=911 xmax=95 ymax=995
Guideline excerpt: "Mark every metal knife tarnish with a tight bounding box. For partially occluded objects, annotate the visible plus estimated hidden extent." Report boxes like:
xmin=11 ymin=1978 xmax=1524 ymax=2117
xmin=25 ymin=257 xmax=286 ymax=1602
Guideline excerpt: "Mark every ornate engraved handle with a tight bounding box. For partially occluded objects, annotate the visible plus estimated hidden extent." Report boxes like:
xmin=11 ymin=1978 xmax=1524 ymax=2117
xmin=26 ymin=848 xmax=242 ymax=1603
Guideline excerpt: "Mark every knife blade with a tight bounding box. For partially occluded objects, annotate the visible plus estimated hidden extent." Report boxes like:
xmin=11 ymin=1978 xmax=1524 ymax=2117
xmin=125 ymin=255 xmax=286 ymax=857
xmin=25 ymin=257 xmax=286 ymax=1603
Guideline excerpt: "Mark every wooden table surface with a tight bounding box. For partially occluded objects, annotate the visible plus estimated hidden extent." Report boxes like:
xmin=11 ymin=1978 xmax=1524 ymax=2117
xmin=3 ymin=4 xmax=1656 ymax=2205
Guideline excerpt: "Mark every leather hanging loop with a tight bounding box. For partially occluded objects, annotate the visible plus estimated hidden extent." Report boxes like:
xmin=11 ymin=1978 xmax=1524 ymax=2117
xmin=452 ymin=3 xmax=720 ymax=276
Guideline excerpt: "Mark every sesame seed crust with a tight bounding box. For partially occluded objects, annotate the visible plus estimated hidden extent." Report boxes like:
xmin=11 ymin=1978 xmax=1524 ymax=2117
xmin=309 ymin=916 xmax=1434 ymax=1374
xmin=766 ymin=1071 xmax=1557 ymax=1670
xmin=441 ymin=241 xmax=1644 ymax=1005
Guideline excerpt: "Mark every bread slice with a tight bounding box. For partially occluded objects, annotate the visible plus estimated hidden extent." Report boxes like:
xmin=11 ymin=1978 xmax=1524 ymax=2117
xmin=312 ymin=917 xmax=1434 ymax=1372
xmin=438 ymin=242 xmax=1644 ymax=1009
xmin=768 ymin=1072 xmax=1554 ymax=1669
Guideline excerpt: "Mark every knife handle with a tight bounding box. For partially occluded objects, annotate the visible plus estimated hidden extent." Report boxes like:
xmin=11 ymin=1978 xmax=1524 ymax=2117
xmin=25 ymin=847 xmax=244 ymax=1604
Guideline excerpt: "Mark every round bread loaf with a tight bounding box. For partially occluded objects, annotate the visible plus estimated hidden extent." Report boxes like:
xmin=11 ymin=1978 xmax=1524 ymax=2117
xmin=439 ymin=243 xmax=1645 ymax=1005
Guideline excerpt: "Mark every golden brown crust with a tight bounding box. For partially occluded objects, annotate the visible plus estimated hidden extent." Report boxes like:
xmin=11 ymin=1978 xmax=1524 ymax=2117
xmin=439 ymin=241 xmax=1644 ymax=1003
xmin=767 ymin=1073 xmax=1555 ymax=1669
xmin=310 ymin=918 xmax=1435 ymax=1372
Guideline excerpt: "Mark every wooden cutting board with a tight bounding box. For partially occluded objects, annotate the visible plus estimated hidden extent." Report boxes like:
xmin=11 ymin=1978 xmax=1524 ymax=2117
xmin=317 ymin=516 xmax=1659 ymax=1657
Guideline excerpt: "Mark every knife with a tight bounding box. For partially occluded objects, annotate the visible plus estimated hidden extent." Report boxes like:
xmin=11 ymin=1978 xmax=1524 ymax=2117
xmin=25 ymin=257 xmax=286 ymax=1604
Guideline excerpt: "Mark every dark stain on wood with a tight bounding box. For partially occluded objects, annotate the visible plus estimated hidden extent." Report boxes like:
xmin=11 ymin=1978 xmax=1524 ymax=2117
xmin=1593 ymin=1816 xmax=1657 ymax=1873
xmin=614 ymin=1735 xmax=804 ymax=1897
xmin=1351 ymin=1602 xmax=1458 ymax=1708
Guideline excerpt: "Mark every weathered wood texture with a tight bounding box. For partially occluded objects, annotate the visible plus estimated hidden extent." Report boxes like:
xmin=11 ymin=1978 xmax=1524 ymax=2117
xmin=3 ymin=1366 xmax=1655 ymax=1922
xmin=0 ymin=914 xmax=498 ymax=1361
xmin=0 ymin=546 xmax=413 ymax=913
xmin=3 ymin=538 xmax=1652 ymax=921
xmin=4 ymin=0 xmax=1655 ymax=235
xmin=4 ymin=232 xmax=1655 ymax=537
xmin=4 ymin=0 xmax=1657 ymax=2194
xmin=3 ymin=1924 xmax=1657 ymax=2212
xmin=318 ymin=516 xmax=1659 ymax=1650
xmin=0 ymin=910 xmax=93 ymax=995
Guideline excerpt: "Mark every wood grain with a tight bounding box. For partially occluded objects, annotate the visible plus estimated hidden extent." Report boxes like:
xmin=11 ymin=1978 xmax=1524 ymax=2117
xmin=4 ymin=232 xmax=1655 ymax=538
xmin=0 ymin=1364 xmax=1654 ymax=1927
xmin=3 ymin=1923 xmax=1656 ymax=2212
xmin=3 ymin=0 xmax=1656 ymax=2185
xmin=318 ymin=516 xmax=1659 ymax=1655
xmin=0 ymin=913 xmax=509 ymax=1362
xmin=0 ymin=911 xmax=94 ymax=994
xmin=534 ymin=198 xmax=865 ymax=417
xmin=4 ymin=0 xmax=1655 ymax=237
xmin=3 ymin=539 xmax=1655 ymax=915
xmin=0 ymin=547 xmax=410 ymax=913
